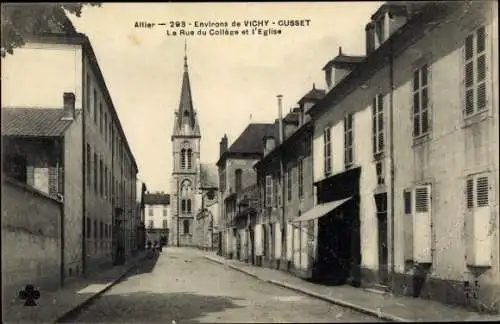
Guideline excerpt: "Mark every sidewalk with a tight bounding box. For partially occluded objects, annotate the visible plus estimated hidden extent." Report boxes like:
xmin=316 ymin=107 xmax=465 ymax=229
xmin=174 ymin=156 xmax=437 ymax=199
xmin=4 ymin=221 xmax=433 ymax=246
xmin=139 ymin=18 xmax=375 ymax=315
xmin=2 ymin=250 xmax=151 ymax=324
xmin=204 ymin=253 xmax=500 ymax=322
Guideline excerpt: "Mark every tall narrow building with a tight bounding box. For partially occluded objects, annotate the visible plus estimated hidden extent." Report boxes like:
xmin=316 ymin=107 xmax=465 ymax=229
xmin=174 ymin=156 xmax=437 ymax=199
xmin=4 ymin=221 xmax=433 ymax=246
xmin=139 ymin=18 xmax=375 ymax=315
xmin=170 ymin=47 xmax=202 ymax=246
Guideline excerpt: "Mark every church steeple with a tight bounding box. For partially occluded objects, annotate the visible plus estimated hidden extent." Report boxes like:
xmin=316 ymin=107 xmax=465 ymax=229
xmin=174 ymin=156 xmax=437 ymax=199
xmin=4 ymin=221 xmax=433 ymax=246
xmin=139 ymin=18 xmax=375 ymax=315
xmin=173 ymin=40 xmax=200 ymax=137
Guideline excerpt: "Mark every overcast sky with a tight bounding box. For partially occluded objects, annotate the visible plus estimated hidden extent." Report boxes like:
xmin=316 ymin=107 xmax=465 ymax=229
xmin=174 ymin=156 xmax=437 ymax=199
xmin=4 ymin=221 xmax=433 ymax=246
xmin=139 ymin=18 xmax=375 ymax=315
xmin=68 ymin=2 xmax=383 ymax=193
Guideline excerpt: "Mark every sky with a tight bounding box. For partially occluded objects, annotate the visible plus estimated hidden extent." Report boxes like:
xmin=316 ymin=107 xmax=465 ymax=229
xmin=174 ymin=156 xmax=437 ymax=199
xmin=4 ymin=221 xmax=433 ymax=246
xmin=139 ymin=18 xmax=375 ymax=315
xmin=67 ymin=2 xmax=383 ymax=193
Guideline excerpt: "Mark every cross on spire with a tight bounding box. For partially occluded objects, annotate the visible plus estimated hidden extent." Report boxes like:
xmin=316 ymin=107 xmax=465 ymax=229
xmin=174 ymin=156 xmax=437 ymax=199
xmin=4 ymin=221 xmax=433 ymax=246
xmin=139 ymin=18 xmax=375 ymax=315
xmin=184 ymin=39 xmax=188 ymax=70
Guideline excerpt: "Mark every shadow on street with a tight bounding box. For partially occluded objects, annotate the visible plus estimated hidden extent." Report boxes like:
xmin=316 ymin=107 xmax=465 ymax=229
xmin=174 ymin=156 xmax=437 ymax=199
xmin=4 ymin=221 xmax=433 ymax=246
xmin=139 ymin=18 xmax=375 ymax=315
xmin=59 ymin=291 xmax=245 ymax=323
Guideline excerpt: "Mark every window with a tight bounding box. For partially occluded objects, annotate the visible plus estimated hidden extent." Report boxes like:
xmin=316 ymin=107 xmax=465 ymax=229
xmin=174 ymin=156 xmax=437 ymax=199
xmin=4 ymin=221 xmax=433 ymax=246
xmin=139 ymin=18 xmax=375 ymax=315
xmin=298 ymin=159 xmax=304 ymax=199
xmin=235 ymin=169 xmax=242 ymax=192
xmin=181 ymin=199 xmax=186 ymax=213
xmin=100 ymin=221 xmax=103 ymax=239
xmin=104 ymin=113 xmax=108 ymax=141
xmin=149 ymin=220 xmax=154 ymax=228
xmin=466 ymin=174 xmax=490 ymax=209
xmin=86 ymin=217 xmax=91 ymax=239
xmin=265 ymin=175 xmax=273 ymax=207
xmin=93 ymin=89 xmax=98 ymax=124
xmin=99 ymin=158 xmax=103 ymax=196
xmin=412 ymin=64 xmax=430 ymax=137
xmin=376 ymin=160 xmax=385 ymax=185
xmin=344 ymin=113 xmax=354 ymax=168
xmin=149 ymin=207 xmax=153 ymax=216
xmin=187 ymin=199 xmax=191 ymax=213
xmin=93 ymin=219 xmax=97 ymax=239
xmin=163 ymin=207 xmax=168 ymax=217
xmin=163 ymin=219 xmax=168 ymax=229
xmin=287 ymin=165 xmax=292 ymax=201
xmin=372 ymin=94 xmax=384 ymax=155
xmin=180 ymin=149 xmax=186 ymax=169
xmin=99 ymin=102 xmax=103 ymax=134
xmin=187 ymin=149 xmax=192 ymax=169
xmin=415 ymin=186 xmax=430 ymax=213
xmin=181 ymin=180 xmax=192 ymax=197
xmin=404 ymin=190 xmax=412 ymax=214
xmin=183 ymin=219 xmax=190 ymax=234
xmin=464 ymin=26 xmax=487 ymax=117
xmin=104 ymin=223 xmax=108 ymax=238
xmin=323 ymin=127 xmax=332 ymax=176
xmin=86 ymin=144 xmax=91 ymax=187
xmin=273 ymin=173 xmax=279 ymax=207
xmin=104 ymin=165 xmax=108 ymax=197
xmin=93 ymin=153 xmax=98 ymax=193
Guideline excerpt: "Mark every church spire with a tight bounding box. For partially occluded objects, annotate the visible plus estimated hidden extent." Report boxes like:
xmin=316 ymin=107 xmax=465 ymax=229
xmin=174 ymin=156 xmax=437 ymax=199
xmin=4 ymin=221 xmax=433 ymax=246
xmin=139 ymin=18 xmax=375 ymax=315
xmin=173 ymin=40 xmax=200 ymax=137
xmin=184 ymin=39 xmax=188 ymax=71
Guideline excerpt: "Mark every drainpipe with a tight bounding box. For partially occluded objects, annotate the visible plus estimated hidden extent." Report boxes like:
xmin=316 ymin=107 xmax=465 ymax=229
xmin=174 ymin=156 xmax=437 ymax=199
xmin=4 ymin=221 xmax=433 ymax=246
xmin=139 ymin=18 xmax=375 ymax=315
xmin=389 ymin=38 xmax=396 ymax=287
xmin=82 ymin=62 xmax=87 ymax=277
xmin=277 ymin=95 xmax=286 ymax=265
xmin=58 ymin=146 xmax=65 ymax=287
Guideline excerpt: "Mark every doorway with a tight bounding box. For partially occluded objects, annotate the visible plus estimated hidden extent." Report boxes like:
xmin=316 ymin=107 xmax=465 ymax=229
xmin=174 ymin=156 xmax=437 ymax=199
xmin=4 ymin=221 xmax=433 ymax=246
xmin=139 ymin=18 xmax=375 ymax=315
xmin=316 ymin=208 xmax=352 ymax=285
xmin=375 ymin=193 xmax=389 ymax=286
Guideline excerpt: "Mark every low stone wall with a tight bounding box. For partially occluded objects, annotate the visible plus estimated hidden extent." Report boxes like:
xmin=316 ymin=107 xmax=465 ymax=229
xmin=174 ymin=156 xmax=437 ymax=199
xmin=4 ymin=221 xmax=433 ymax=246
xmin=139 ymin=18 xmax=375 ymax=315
xmin=1 ymin=177 xmax=62 ymax=300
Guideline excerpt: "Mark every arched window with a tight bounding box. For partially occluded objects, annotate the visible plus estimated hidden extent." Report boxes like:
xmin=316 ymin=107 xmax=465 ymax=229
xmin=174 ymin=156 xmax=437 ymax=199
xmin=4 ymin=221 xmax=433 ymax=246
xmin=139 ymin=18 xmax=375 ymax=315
xmin=187 ymin=149 xmax=192 ymax=169
xmin=181 ymin=179 xmax=192 ymax=197
xmin=180 ymin=149 xmax=186 ymax=169
xmin=187 ymin=199 xmax=191 ymax=213
xmin=183 ymin=219 xmax=190 ymax=234
xmin=235 ymin=169 xmax=242 ymax=192
xmin=181 ymin=199 xmax=186 ymax=213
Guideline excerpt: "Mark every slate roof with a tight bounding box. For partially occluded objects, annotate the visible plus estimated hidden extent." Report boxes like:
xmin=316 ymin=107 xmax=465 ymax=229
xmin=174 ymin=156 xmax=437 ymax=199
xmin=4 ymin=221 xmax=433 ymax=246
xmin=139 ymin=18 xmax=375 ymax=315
xmin=228 ymin=123 xmax=276 ymax=154
xmin=144 ymin=193 xmax=170 ymax=205
xmin=200 ymin=163 xmax=218 ymax=189
xmin=1 ymin=108 xmax=77 ymax=137
xmin=322 ymin=54 xmax=366 ymax=71
xmin=298 ymin=86 xmax=326 ymax=105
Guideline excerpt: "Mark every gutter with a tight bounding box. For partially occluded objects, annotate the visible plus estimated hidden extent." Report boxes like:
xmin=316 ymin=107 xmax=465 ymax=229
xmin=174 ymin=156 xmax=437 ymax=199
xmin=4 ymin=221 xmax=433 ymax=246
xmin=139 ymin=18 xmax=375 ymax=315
xmin=389 ymin=38 xmax=396 ymax=285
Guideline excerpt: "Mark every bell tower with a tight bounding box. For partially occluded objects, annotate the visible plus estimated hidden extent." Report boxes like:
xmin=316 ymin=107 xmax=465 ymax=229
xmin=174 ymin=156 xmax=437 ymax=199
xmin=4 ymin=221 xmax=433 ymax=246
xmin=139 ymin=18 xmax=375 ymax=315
xmin=170 ymin=42 xmax=201 ymax=246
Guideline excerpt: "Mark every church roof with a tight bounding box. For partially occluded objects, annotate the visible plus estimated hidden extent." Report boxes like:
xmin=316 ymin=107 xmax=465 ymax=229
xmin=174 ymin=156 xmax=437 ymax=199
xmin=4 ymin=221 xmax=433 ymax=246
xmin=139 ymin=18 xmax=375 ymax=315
xmin=200 ymin=163 xmax=218 ymax=189
xmin=228 ymin=123 xmax=276 ymax=154
xmin=173 ymin=47 xmax=200 ymax=137
xmin=144 ymin=192 xmax=170 ymax=205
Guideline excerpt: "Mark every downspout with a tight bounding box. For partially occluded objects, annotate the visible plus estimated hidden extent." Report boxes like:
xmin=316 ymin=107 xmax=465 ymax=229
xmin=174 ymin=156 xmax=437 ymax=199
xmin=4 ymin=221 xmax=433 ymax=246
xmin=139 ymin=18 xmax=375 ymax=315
xmin=277 ymin=95 xmax=286 ymax=265
xmin=58 ymin=143 xmax=65 ymax=287
xmin=389 ymin=37 xmax=396 ymax=286
xmin=81 ymin=57 xmax=87 ymax=277
xmin=177 ymin=179 xmax=180 ymax=246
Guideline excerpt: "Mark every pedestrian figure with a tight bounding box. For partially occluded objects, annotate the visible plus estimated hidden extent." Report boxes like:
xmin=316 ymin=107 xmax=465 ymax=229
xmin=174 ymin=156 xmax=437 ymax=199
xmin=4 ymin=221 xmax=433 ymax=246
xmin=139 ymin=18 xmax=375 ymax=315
xmin=147 ymin=240 xmax=152 ymax=249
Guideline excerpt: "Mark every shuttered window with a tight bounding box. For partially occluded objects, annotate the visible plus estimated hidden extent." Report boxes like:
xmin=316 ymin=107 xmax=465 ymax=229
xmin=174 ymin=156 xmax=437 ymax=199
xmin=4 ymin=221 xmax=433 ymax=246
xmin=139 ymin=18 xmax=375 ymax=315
xmin=298 ymin=159 xmax=304 ymax=199
xmin=344 ymin=113 xmax=354 ymax=168
xmin=93 ymin=89 xmax=98 ymax=124
xmin=465 ymin=174 xmax=490 ymax=209
xmin=323 ymin=127 xmax=332 ymax=175
xmin=372 ymin=94 xmax=384 ymax=155
xmin=287 ymin=165 xmax=292 ymax=201
xmin=466 ymin=179 xmax=474 ymax=209
xmin=87 ymin=144 xmax=91 ymax=187
xmin=476 ymin=177 xmax=489 ymax=207
xmin=265 ymin=175 xmax=273 ymax=207
xmin=464 ymin=26 xmax=487 ymax=116
xmin=415 ymin=186 xmax=430 ymax=213
xmin=163 ymin=220 xmax=168 ymax=229
xmin=412 ymin=64 xmax=430 ymax=137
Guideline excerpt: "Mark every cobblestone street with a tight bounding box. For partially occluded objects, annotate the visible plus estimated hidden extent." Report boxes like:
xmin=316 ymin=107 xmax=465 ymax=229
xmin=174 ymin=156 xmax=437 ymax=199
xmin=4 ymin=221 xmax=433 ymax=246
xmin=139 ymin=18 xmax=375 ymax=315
xmin=63 ymin=248 xmax=382 ymax=323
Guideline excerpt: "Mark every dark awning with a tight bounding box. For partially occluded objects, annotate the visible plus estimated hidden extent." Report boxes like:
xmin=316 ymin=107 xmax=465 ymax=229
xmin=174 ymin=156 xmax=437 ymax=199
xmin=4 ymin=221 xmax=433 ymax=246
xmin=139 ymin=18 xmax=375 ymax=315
xmin=290 ymin=197 xmax=352 ymax=223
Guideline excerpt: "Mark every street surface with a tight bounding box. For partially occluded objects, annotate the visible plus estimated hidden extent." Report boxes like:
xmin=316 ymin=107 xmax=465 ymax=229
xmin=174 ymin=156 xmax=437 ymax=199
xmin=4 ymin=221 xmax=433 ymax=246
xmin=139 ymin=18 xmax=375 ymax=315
xmin=65 ymin=248 xmax=383 ymax=323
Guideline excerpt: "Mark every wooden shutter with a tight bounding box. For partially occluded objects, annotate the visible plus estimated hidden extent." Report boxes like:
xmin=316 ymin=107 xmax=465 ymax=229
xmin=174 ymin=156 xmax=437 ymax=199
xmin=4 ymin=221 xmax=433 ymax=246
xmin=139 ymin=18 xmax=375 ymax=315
xmin=466 ymin=178 xmax=474 ymax=209
xmin=476 ymin=176 xmax=489 ymax=207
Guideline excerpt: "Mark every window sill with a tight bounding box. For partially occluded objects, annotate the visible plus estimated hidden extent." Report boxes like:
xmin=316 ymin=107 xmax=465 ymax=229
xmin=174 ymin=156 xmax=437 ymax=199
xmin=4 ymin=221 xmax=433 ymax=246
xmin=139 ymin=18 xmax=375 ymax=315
xmin=412 ymin=133 xmax=432 ymax=147
xmin=462 ymin=110 xmax=490 ymax=128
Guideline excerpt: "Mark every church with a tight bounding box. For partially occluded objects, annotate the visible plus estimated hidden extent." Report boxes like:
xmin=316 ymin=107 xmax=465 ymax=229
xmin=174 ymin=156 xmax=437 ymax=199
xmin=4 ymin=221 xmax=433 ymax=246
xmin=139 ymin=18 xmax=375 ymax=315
xmin=170 ymin=46 xmax=219 ymax=248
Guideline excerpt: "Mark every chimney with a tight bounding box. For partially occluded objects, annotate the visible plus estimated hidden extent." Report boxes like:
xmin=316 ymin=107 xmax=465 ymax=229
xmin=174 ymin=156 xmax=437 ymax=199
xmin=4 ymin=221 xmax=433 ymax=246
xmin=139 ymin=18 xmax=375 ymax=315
xmin=219 ymin=134 xmax=228 ymax=157
xmin=365 ymin=22 xmax=375 ymax=56
xmin=62 ymin=92 xmax=76 ymax=120
xmin=277 ymin=95 xmax=284 ymax=144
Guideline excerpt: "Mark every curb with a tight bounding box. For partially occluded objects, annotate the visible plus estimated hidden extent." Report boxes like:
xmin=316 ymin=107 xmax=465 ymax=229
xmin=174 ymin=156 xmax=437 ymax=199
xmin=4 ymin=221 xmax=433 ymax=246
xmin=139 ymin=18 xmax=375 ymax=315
xmin=54 ymin=255 xmax=148 ymax=323
xmin=203 ymin=255 xmax=408 ymax=322
xmin=266 ymin=279 xmax=409 ymax=323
